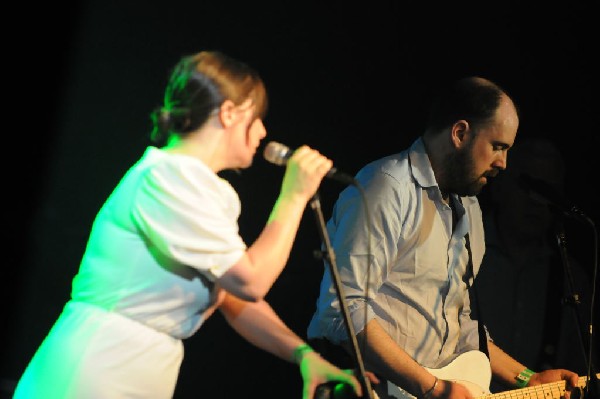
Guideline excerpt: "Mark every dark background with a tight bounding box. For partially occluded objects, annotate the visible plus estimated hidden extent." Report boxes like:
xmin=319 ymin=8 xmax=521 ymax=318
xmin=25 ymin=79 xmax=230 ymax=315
xmin=2 ymin=1 xmax=597 ymax=398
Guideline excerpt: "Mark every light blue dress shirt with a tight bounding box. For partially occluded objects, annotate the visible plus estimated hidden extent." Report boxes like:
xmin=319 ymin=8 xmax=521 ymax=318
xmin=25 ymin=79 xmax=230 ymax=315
xmin=308 ymin=137 xmax=486 ymax=369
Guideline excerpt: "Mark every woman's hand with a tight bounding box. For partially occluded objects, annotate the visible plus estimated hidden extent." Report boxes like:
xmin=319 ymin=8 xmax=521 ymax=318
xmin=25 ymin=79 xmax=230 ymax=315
xmin=280 ymin=145 xmax=333 ymax=203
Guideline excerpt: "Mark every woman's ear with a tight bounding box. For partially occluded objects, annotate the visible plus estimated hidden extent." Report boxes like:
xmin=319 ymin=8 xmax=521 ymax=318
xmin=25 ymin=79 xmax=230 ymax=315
xmin=218 ymin=100 xmax=237 ymax=128
xmin=451 ymin=120 xmax=470 ymax=148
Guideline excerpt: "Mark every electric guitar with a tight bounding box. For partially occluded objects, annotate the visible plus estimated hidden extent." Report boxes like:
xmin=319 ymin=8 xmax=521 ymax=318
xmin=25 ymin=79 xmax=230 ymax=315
xmin=474 ymin=375 xmax=596 ymax=399
xmin=376 ymin=350 xmax=490 ymax=399
xmin=376 ymin=350 xmax=596 ymax=399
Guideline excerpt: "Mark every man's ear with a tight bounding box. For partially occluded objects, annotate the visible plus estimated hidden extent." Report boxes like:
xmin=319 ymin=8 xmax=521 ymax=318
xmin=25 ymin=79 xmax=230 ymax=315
xmin=218 ymin=100 xmax=237 ymax=128
xmin=451 ymin=120 xmax=470 ymax=148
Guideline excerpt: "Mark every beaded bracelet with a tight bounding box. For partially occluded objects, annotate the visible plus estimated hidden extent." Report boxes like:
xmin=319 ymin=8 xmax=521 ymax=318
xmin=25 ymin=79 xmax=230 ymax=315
xmin=291 ymin=343 xmax=315 ymax=365
xmin=422 ymin=377 xmax=439 ymax=399
xmin=515 ymin=368 xmax=535 ymax=388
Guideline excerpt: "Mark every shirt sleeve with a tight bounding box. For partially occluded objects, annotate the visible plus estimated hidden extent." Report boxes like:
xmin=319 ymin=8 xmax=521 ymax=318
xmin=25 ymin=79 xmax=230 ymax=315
xmin=131 ymin=157 xmax=247 ymax=281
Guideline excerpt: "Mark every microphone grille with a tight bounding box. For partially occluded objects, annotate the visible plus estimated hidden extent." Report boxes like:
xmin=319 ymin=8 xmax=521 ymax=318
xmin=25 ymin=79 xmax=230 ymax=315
xmin=263 ymin=141 xmax=291 ymax=166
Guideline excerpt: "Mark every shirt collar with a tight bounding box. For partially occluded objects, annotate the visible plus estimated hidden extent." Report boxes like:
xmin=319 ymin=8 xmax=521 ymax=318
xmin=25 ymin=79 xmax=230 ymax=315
xmin=408 ymin=137 xmax=438 ymax=190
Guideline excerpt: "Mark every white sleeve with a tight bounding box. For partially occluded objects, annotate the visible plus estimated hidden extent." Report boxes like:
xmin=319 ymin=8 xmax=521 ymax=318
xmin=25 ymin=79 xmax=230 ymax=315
xmin=132 ymin=157 xmax=247 ymax=281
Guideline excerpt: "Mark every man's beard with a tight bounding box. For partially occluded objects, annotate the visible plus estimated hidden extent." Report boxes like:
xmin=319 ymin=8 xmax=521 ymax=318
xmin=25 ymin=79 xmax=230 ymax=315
xmin=444 ymin=145 xmax=486 ymax=197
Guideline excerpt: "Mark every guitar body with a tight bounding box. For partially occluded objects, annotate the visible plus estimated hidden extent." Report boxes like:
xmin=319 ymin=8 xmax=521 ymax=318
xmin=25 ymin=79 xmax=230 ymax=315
xmin=376 ymin=350 xmax=491 ymax=399
xmin=371 ymin=349 xmax=597 ymax=399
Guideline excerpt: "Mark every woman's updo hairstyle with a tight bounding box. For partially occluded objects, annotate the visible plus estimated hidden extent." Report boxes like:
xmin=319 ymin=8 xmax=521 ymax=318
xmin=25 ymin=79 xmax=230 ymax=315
xmin=150 ymin=50 xmax=268 ymax=145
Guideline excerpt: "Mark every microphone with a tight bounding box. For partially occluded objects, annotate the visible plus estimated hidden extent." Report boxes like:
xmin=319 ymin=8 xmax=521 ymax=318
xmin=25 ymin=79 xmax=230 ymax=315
xmin=518 ymin=174 xmax=587 ymax=221
xmin=263 ymin=141 xmax=357 ymax=186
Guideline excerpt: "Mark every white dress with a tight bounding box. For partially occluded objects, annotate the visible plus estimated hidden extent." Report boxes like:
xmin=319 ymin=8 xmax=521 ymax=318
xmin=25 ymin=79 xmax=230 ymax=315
xmin=14 ymin=147 xmax=247 ymax=398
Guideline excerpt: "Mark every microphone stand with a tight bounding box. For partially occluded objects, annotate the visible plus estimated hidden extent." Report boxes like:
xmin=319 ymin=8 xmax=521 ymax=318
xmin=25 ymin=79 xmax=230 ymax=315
xmin=555 ymin=214 xmax=599 ymax=399
xmin=309 ymin=191 xmax=375 ymax=399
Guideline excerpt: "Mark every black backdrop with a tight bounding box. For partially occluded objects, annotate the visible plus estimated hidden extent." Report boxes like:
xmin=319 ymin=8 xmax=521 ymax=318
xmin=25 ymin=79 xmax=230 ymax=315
xmin=2 ymin=1 xmax=597 ymax=398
